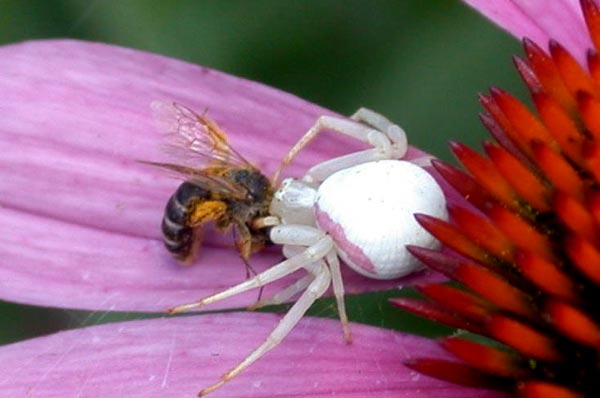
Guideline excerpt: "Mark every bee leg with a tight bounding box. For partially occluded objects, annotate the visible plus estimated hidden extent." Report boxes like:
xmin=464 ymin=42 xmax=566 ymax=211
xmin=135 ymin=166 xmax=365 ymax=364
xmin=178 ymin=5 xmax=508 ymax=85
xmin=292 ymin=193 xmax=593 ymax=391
xmin=235 ymin=223 xmax=254 ymax=262
xmin=232 ymin=223 xmax=254 ymax=279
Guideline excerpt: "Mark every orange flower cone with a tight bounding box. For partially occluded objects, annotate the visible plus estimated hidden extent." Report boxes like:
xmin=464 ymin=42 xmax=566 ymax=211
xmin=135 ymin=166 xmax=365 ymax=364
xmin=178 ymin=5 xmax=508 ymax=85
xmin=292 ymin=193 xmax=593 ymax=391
xmin=394 ymin=1 xmax=600 ymax=397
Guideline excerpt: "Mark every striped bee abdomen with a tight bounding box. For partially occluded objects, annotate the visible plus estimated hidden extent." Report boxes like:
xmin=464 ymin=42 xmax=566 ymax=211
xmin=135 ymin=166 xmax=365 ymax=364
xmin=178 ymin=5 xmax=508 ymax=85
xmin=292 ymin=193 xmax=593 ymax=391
xmin=161 ymin=180 xmax=211 ymax=262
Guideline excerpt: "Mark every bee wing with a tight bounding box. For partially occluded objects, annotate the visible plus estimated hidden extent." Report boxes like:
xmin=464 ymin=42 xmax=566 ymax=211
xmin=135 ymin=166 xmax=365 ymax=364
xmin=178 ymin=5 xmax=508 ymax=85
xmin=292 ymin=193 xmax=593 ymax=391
xmin=140 ymin=160 xmax=249 ymax=199
xmin=152 ymin=101 xmax=251 ymax=168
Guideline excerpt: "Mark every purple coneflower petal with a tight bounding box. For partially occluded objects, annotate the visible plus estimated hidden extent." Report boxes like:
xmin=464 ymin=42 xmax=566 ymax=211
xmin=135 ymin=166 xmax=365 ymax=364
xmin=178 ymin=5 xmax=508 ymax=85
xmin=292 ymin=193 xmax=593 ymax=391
xmin=0 ymin=40 xmax=440 ymax=312
xmin=463 ymin=0 xmax=592 ymax=63
xmin=0 ymin=313 xmax=503 ymax=398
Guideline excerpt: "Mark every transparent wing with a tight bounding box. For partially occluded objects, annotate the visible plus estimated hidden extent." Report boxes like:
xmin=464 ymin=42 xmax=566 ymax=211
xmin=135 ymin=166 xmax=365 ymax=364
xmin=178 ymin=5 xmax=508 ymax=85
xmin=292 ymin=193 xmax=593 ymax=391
xmin=152 ymin=101 xmax=251 ymax=168
xmin=139 ymin=160 xmax=248 ymax=199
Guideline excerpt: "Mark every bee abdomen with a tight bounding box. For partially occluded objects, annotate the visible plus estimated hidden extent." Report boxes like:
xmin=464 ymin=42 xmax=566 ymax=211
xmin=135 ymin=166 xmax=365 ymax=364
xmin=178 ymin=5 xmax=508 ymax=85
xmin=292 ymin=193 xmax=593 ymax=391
xmin=162 ymin=181 xmax=210 ymax=261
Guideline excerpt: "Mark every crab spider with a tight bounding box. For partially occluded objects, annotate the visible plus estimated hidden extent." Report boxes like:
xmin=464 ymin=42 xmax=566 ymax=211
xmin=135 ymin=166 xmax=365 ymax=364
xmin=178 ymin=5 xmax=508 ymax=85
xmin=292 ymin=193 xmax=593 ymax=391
xmin=170 ymin=108 xmax=448 ymax=396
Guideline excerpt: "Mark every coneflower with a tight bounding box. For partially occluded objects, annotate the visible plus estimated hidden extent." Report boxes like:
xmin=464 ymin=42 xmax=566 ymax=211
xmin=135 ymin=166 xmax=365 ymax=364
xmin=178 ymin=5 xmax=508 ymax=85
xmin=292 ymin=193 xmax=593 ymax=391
xmin=393 ymin=1 xmax=600 ymax=397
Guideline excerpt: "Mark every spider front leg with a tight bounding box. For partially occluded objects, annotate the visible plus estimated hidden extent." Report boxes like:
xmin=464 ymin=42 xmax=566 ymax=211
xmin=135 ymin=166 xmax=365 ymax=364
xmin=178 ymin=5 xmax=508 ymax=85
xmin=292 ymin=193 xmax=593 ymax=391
xmin=273 ymin=109 xmax=408 ymax=184
xmin=168 ymin=226 xmax=332 ymax=313
xmin=350 ymin=107 xmax=407 ymax=149
xmin=351 ymin=108 xmax=435 ymax=167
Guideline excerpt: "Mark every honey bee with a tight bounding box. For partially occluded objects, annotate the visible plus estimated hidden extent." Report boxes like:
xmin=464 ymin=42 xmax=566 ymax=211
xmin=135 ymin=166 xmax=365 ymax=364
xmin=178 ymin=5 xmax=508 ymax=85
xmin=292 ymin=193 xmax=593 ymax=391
xmin=145 ymin=101 xmax=274 ymax=264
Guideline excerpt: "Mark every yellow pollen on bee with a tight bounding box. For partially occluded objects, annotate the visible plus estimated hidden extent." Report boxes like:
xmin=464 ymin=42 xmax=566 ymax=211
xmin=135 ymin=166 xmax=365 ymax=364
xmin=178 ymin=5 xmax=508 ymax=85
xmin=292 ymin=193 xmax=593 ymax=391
xmin=189 ymin=200 xmax=228 ymax=224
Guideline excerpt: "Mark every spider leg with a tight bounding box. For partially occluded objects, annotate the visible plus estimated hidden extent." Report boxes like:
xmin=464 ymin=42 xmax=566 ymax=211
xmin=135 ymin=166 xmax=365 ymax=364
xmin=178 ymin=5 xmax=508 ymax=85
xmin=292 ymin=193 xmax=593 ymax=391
xmin=199 ymin=260 xmax=332 ymax=396
xmin=301 ymin=148 xmax=392 ymax=184
xmin=247 ymin=242 xmax=330 ymax=310
xmin=408 ymin=155 xmax=436 ymax=167
xmin=273 ymin=111 xmax=406 ymax=184
xmin=326 ymin=250 xmax=351 ymax=343
xmin=168 ymin=232 xmax=332 ymax=313
xmin=247 ymin=272 xmax=313 ymax=310
xmin=350 ymin=107 xmax=407 ymax=149
xmin=350 ymin=108 xmax=437 ymax=168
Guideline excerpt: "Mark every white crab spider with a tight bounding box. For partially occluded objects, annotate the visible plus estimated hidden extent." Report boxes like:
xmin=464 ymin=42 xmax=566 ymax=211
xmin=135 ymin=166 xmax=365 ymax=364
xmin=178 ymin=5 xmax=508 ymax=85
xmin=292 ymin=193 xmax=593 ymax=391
xmin=170 ymin=108 xmax=448 ymax=396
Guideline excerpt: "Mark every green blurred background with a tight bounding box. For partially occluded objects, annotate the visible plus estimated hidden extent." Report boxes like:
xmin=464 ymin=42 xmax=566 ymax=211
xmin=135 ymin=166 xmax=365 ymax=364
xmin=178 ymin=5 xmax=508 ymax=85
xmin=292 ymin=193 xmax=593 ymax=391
xmin=0 ymin=0 xmax=527 ymax=345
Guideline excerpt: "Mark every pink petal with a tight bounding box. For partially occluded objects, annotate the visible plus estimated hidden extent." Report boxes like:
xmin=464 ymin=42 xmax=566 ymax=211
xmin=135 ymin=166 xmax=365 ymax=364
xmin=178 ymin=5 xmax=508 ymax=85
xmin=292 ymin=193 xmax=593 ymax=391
xmin=0 ymin=39 xmax=441 ymax=311
xmin=0 ymin=313 xmax=502 ymax=397
xmin=463 ymin=0 xmax=592 ymax=64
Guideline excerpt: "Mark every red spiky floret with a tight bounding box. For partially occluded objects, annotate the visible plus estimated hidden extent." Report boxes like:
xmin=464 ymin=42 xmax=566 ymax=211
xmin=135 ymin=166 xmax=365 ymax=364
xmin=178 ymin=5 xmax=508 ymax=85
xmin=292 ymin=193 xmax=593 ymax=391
xmin=393 ymin=1 xmax=600 ymax=396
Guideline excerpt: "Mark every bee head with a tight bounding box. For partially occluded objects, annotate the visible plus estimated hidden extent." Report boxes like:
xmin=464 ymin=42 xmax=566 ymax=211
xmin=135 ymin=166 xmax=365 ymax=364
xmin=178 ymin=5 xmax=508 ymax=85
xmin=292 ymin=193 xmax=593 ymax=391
xmin=232 ymin=169 xmax=272 ymax=202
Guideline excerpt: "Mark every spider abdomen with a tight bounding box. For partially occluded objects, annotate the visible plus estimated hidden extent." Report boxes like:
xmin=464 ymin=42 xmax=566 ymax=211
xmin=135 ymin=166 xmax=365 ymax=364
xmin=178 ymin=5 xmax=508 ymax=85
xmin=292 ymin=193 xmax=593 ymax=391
xmin=315 ymin=159 xmax=447 ymax=279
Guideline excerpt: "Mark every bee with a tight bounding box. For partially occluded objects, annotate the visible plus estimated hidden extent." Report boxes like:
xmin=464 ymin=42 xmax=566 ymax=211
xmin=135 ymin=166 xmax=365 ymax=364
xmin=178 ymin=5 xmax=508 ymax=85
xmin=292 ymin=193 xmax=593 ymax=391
xmin=146 ymin=101 xmax=274 ymax=264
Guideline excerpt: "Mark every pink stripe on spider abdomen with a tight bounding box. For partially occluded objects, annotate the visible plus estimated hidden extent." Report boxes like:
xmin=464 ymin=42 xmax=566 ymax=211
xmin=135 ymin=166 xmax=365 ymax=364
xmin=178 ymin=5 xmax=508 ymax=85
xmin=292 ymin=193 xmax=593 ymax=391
xmin=315 ymin=205 xmax=376 ymax=274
